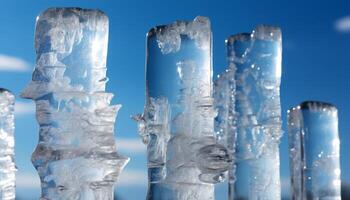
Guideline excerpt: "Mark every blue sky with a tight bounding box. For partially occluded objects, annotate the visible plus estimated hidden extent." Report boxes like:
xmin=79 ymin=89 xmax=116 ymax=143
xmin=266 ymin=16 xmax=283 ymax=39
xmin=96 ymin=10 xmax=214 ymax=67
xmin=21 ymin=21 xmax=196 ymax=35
xmin=0 ymin=0 xmax=349 ymax=199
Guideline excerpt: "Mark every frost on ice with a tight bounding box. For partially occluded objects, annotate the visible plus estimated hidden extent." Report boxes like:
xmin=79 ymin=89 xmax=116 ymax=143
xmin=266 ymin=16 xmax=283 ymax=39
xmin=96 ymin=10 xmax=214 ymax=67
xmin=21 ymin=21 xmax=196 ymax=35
xmin=214 ymin=25 xmax=282 ymax=199
xmin=0 ymin=89 xmax=16 ymax=200
xmin=135 ymin=17 xmax=231 ymax=200
xmin=287 ymin=101 xmax=341 ymax=200
xmin=213 ymin=68 xmax=236 ymax=197
xmin=21 ymin=8 xmax=128 ymax=200
xmin=153 ymin=16 xmax=211 ymax=54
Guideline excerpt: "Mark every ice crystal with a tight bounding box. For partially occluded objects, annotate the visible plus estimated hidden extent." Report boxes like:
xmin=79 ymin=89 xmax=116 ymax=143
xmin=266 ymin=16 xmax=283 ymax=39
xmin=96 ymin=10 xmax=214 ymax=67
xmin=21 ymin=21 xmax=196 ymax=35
xmin=135 ymin=16 xmax=231 ymax=200
xmin=21 ymin=8 xmax=128 ymax=200
xmin=0 ymin=89 xmax=16 ymax=200
xmin=288 ymin=101 xmax=341 ymax=200
xmin=215 ymin=25 xmax=282 ymax=199
xmin=153 ymin=16 xmax=211 ymax=54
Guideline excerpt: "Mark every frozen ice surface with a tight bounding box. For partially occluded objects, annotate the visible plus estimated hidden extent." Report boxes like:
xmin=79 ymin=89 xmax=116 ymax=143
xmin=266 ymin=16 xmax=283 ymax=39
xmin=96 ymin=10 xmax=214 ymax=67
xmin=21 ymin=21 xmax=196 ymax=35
xmin=214 ymin=69 xmax=236 ymax=148
xmin=0 ymin=89 xmax=16 ymax=200
xmin=153 ymin=16 xmax=211 ymax=54
xmin=21 ymin=8 xmax=128 ymax=200
xmin=215 ymin=25 xmax=282 ymax=200
xmin=214 ymin=68 xmax=236 ymax=197
xmin=287 ymin=106 xmax=304 ymax=200
xmin=135 ymin=17 xmax=230 ymax=200
xmin=22 ymin=7 xmax=109 ymax=99
xmin=287 ymin=101 xmax=341 ymax=200
xmin=134 ymin=97 xmax=171 ymax=183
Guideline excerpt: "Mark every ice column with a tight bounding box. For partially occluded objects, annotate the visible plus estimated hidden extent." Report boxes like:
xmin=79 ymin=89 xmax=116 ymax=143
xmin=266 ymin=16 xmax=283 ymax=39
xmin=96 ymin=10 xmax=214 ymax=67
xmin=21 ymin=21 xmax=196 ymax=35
xmin=287 ymin=106 xmax=304 ymax=200
xmin=135 ymin=17 xmax=230 ymax=200
xmin=218 ymin=25 xmax=283 ymax=200
xmin=21 ymin=8 xmax=128 ymax=200
xmin=214 ymin=68 xmax=236 ymax=198
xmin=0 ymin=89 xmax=15 ymax=200
xmin=287 ymin=101 xmax=341 ymax=199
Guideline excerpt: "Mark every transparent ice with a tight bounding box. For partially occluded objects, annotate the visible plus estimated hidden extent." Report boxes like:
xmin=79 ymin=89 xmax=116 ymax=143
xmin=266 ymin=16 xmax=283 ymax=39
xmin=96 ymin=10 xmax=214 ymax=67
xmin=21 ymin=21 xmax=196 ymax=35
xmin=0 ymin=89 xmax=16 ymax=200
xmin=134 ymin=16 xmax=231 ymax=200
xmin=213 ymin=68 xmax=236 ymax=198
xmin=214 ymin=25 xmax=282 ymax=200
xmin=21 ymin=8 xmax=128 ymax=200
xmin=287 ymin=102 xmax=341 ymax=200
xmin=287 ymin=106 xmax=304 ymax=200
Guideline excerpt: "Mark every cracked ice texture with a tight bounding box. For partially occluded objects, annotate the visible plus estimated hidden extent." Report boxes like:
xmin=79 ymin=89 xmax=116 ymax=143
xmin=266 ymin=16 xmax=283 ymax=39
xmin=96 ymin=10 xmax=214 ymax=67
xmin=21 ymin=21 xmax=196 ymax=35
xmin=217 ymin=25 xmax=282 ymax=200
xmin=135 ymin=16 xmax=230 ymax=200
xmin=0 ymin=89 xmax=15 ymax=200
xmin=287 ymin=102 xmax=341 ymax=200
xmin=21 ymin=8 xmax=128 ymax=200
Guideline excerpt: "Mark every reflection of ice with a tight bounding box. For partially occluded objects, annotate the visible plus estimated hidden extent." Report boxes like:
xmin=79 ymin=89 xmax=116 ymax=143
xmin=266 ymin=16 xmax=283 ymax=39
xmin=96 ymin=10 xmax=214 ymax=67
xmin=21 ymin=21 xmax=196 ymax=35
xmin=288 ymin=101 xmax=341 ymax=200
xmin=135 ymin=17 xmax=231 ymax=200
xmin=215 ymin=25 xmax=282 ymax=199
xmin=21 ymin=8 xmax=128 ymax=200
xmin=0 ymin=89 xmax=16 ymax=200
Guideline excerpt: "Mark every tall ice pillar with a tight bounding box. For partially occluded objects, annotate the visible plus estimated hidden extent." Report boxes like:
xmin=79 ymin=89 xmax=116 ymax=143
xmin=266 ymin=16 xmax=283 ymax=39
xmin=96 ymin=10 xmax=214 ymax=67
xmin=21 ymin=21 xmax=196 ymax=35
xmin=288 ymin=101 xmax=341 ymax=199
xmin=215 ymin=25 xmax=283 ymax=199
xmin=135 ymin=16 xmax=230 ymax=200
xmin=21 ymin=8 xmax=128 ymax=200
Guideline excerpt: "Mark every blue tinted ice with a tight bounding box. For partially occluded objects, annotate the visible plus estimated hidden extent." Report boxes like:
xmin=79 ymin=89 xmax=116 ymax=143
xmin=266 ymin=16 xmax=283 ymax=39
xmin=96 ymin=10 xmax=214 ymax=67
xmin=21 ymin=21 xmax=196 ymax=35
xmin=21 ymin=8 xmax=128 ymax=200
xmin=287 ymin=106 xmax=304 ymax=200
xmin=214 ymin=25 xmax=282 ymax=199
xmin=134 ymin=16 xmax=231 ymax=200
xmin=288 ymin=102 xmax=341 ymax=200
xmin=0 ymin=89 xmax=16 ymax=200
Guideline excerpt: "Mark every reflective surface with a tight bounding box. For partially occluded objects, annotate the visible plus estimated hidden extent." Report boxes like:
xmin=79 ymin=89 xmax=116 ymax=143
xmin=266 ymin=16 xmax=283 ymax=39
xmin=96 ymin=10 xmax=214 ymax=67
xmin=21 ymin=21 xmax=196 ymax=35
xmin=288 ymin=101 xmax=341 ymax=200
xmin=287 ymin=105 xmax=304 ymax=200
xmin=21 ymin=8 xmax=128 ymax=200
xmin=135 ymin=17 xmax=231 ymax=200
xmin=215 ymin=25 xmax=282 ymax=200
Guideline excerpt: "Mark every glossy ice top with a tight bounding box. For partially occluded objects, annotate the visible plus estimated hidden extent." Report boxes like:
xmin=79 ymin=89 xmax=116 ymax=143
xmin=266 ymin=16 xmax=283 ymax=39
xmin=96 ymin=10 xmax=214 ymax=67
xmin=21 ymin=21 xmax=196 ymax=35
xmin=225 ymin=25 xmax=282 ymax=45
xmin=300 ymin=101 xmax=338 ymax=114
xmin=22 ymin=8 xmax=110 ymax=99
xmin=35 ymin=7 xmax=108 ymax=62
xmin=146 ymin=16 xmax=212 ymax=101
xmin=147 ymin=16 xmax=211 ymax=54
xmin=299 ymin=101 xmax=339 ymax=153
xmin=225 ymin=25 xmax=282 ymax=79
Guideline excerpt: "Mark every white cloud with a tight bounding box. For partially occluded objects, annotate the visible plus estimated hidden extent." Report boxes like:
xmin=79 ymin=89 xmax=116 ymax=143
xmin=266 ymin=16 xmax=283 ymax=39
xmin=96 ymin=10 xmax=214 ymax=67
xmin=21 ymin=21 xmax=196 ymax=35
xmin=117 ymin=138 xmax=146 ymax=154
xmin=335 ymin=16 xmax=350 ymax=32
xmin=0 ymin=54 xmax=31 ymax=72
xmin=16 ymin=172 xmax=40 ymax=189
xmin=118 ymin=169 xmax=147 ymax=186
xmin=16 ymin=169 xmax=147 ymax=189
xmin=15 ymin=101 xmax=35 ymax=115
